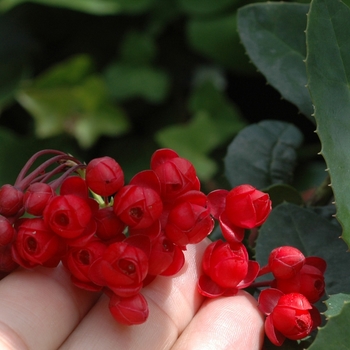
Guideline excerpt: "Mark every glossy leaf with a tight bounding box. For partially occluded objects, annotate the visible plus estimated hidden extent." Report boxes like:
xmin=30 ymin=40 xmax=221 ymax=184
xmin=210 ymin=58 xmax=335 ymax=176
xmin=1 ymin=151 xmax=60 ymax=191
xmin=224 ymin=120 xmax=303 ymax=189
xmin=238 ymin=3 xmax=313 ymax=119
xmin=256 ymin=203 xmax=350 ymax=295
xmin=308 ymin=295 xmax=350 ymax=350
xmin=305 ymin=0 xmax=350 ymax=249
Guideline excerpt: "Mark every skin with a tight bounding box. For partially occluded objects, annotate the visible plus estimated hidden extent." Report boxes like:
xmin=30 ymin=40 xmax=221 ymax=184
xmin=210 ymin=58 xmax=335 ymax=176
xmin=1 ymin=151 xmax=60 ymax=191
xmin=0 ymin=239 xmax=264 ymax=350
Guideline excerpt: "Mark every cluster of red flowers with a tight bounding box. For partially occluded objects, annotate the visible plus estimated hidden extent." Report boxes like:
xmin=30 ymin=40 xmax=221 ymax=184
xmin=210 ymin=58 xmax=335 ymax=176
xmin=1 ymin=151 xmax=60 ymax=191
xmin=0 ymin=148 xmax=326 ymax=346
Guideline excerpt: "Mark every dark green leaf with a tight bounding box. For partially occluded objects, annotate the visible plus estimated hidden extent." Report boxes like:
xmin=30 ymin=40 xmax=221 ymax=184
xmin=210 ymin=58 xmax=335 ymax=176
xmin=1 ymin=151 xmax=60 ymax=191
xmin=308 ymin=297 xmax=350 ymax=350
xmin=238 ymin=3 xmax=313 ymax=119
xmin=306 ymin=0 xmax=350 ymax=249
xmin=265 ymin=184 xmax=303 ymax=207
xmin=256 ymin=203 xmax=350 ymax=295
xmin=225 ymin=120 xmax=303 ymax=189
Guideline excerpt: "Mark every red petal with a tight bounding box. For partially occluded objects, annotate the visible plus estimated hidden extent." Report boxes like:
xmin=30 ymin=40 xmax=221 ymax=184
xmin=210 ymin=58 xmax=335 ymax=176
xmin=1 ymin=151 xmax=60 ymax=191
xmin=219 ymin=213 xmax=245 ymax=243
xmin=150 ymin=148 xmax=179 ymax=169
xmin=265 ymin=314 xmax=286 ymax=346
xmin=258 ymin=288 xmax=284 ymax=315
xmin=207 ymin=189 xmax=228 ymax=219
xmin=160 ymin=245 xmax=185 ymax=276
xmin=129 ymin=170 xmax=161 ymax=194
xmin=237 ymin=260 xmax=260 ymax=289
xmin=197 ymin=274 xmax=226 ymax=298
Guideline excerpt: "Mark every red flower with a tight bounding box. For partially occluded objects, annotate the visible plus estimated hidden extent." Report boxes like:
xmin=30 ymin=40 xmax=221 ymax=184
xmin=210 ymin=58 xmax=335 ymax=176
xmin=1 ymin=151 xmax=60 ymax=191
xmin=272 ymin=256 xmax=326 ymax=303
xmin=164 ymin=191 xmax=214 ymax=246
xmin=0 ymin=184 xmax=23 ymax=217
xmin=113 ymin=185 xmax=163 ymax=230
xmin=258 ymin=288 xmax=321 ymax=346
xmin=11 ymin=218 xmax=65 ymax=268
xmin=23 ymin=182 xmax=55 ymax=216
xmin=63 ymin=238 xmax=107 ymax=291
xmin=225 ymin=184 xmax=271 ymax=228
xmin=94 ymin=207 xmax=126 ymax=241
xmin=43 ymin=195 xmax=94 ymax=239
xmin=147 ymin=233 xmax=185 ymax=276
xmin=150 ymin=148 xmax=200 ymax=201
xmin=198 ymin=240 xmax=259 ymax=297
xmin=89 ymin=235 xmax=150 ymax=297
xmin=0 ymin=215 xmax=16 ymax=247
xmin=85 ymin=156 xmax=124 ymax=197
xmin=60 ymin=176 xmax=89 ymax=198
xmin=268 ymin=246 xmax=306 ymax=279
xmin=108 ymin=292 xmax=149 ymax=325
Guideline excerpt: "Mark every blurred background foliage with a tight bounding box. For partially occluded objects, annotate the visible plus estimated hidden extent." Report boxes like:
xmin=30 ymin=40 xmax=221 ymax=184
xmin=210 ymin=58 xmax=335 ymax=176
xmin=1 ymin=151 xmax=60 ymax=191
xmin=0 ymin=0 xmax=320 ymax=192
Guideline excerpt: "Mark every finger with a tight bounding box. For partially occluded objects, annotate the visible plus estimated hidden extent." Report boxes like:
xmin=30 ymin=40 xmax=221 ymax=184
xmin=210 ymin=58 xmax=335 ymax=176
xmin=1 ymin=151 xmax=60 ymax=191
xmin=171 ymin=291 xmax=265 ymax=350
xmin=0 ymin=265 xmax=99 ymax=350
xmin=59 ymin=240 xmax=209 ymax=350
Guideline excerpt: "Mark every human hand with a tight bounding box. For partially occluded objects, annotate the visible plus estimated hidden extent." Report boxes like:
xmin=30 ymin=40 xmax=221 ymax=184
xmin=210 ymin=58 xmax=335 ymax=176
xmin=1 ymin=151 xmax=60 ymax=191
xmin=0 ymin=239 xmax=264 ymax=350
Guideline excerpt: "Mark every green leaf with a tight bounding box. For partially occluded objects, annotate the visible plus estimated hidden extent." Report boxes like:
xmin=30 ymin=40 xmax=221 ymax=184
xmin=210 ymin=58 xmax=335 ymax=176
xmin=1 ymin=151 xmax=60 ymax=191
xmin=224 ymin=120 xmax=304 ymax=189
xmin=16 ymin=56 xmax=129 ymax=148
xmin=324 ymin=293 xmax=350 ymax=318
xmin=177 ymin=0 xmax=238 ymax=16
xmin=104 ymin=63 xmax=169 ymax=103
xmin=0 ymin=0 xmax=155 ymax=14
xmin=237 ymin=3 xmax=314 ymax=119
xmin=187 ymin=13 xmax=255 ymax=74
xmin=265 ymin=184 xmax=303 ymax=207
xmin=308 ymin=296 xmax=350 ymax=350
xmin=155 ymin=80 xmax=245 ymax=180
xmin=305 ymin=0 xmax=350 ymax=249
xmin=256 ymin=203 xmax=350 ymax=296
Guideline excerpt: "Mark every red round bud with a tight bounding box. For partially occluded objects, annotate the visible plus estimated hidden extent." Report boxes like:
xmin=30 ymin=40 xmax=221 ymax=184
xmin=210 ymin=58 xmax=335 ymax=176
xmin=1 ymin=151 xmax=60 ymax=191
xmin=43 ymin=195 xmax=93 ymax=239
xmin=94 ymin=207 xmax=126 ymax=241
xmin=268 ymin=246 xmax=305 ymax=279
xmin=86 ymin=156 xmax=124 ymax=196
xmin=225 ymin=184 xmax=271 ymax=228
xmin=0 ymin=215 xmax=16 ymax=246
xmin=0 ymin=184 xmax=23 ymax=217
xmin=113 ymin=185 xmax=163 ymax=229
xmin=109 ymin=292 xmax=149 ymax=325
xmin=23 ymin=182 xmax=55 ymax=216
xmin=11 ymin=218 xmax=64 ymax=268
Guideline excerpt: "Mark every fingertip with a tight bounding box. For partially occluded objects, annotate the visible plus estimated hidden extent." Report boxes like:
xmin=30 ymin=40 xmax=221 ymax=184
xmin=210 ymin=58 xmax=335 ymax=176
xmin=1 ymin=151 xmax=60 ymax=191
xmin=172 ymin=290 xmax=265 ymax=350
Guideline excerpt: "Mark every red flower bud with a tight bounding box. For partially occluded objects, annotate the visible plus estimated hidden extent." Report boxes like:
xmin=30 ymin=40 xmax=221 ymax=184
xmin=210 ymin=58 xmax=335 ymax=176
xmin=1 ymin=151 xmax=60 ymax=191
xmin=11 ymin=218 xmax=65 ymax=268
xmin=151 ymin=149 xmax=200 ymax=201
xmin=86 ymin=156 xmax=124 ymax=196
xmin=272 ymin=257 xmax=326 ymax=303
xmin=165 ymin=191 xmax=214 ymax=246
xmin=268 ymin=246 xmax=305 ymax=279
xmin=198 ymin=240 xmax=259 ymax=297
xmin=0 ymin=184 xmax=23 ymax=217
xmin=113 ymin=185 xmax=163 ymax=230
xmin=89 ymin=235 xmax=150 ymax=297
xmin=94 ymin=207 xmax=126 ymax=241
xmin=109 ymin=292 xmax=149 ymax=325
xmin=225 ymin=184 xmax=271 ymax=228
xmin=23 ymin=182 xmax=55 ymax=216
xmin=63 ymin=238 xmax=107 ymax=291
xmin=60 ymin=176 xmax=89 ymax=198
xmin=43 ymin=195 xmax=93 ymax=239
xmin=258 ymin=289 xmax=320 ymax=346
xmin=0 ymin=215 xmax=16 ymax=247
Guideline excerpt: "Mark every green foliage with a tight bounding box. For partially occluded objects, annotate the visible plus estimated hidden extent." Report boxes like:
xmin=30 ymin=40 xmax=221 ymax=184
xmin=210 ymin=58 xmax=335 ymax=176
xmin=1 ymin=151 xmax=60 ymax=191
xmin=0 ymin=0 xmax=155 ymax=14
xmin=306 ymin=0 xmax=350 ymax=249
xmin=16 ymin=55 xmax=130 ymax=148
xmin=308 ymin=294 xmax=350 ymax=350
xmin=224 ymin=120 xmax=303 ymax=189
xmin=257 ymin=203 xmax=350 ymax=296
xmin=237 ymin=3 xmax=314 ymax=119
xmin=156 ymin=80 xmax=246 ymax=180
